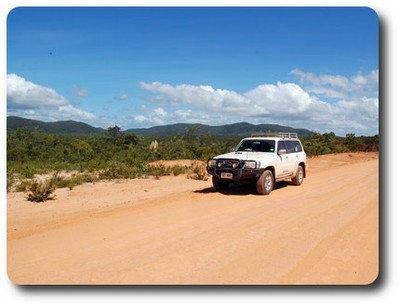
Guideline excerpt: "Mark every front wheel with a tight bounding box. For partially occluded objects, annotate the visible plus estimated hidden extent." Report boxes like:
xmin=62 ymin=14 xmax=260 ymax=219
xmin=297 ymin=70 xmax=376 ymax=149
xmin=291 ymin=165 xmax=304 ymax=186
xmin=212 ymin=176 xmax=230 ymax=190
xmin=256 ymin=170 xmax=274 ymax=195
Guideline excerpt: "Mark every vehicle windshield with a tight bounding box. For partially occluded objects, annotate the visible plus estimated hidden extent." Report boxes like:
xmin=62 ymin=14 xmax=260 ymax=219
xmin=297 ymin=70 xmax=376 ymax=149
xmin=236 ymin=139 xmax=275 ymax=153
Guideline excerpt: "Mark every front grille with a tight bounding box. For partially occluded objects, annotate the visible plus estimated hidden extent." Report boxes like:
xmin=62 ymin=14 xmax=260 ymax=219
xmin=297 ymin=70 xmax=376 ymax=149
xmin=216 ymin=159 xmax=241 ymax=169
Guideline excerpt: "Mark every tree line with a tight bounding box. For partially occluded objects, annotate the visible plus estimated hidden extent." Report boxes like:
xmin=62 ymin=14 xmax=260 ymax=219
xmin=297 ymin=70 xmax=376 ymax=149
xmin=301 ymin=131 xmax=379 ymax=156
xmin=7 ymin=126 xmax=378 ymax=190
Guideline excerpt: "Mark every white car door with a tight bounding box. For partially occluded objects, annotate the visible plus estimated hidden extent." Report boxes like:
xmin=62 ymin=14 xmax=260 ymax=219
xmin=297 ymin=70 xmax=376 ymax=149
xmin=285 ymin=141 xmax=298 ymax=176
xmin=276 ymin=141 xmax=291 ymax=178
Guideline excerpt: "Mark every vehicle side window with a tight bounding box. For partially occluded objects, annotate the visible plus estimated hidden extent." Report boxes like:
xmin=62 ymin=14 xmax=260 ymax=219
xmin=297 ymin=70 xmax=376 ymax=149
xmin=292 ymin=141 xmax=303 ymax=152
xmin=285 ymin=141 xmax=295 ymax=153
xmin=277 ymin=141 xmax=287 ymax=152
xmin=278 ymin=140 xmax=303 ymax=153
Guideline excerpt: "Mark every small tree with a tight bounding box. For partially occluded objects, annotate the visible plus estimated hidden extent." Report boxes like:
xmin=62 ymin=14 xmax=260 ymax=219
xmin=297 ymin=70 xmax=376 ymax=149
xmin=107 ymin=125 xmax=122 ymax=143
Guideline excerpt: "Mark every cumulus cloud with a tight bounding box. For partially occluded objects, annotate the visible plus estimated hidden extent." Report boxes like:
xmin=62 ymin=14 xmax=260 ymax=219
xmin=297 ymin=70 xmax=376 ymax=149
xmin=244 ymin=82 xmax=314 ymax=115
xmin=7 ymin=73 xmax=96 ymax=122
xmin=7 ymin=70 xmax=378 ymax=136
xmin=137 ymin=70 xmax=379 ymax=135
xmin=290 ymin=69 xmax=378 ymax=99
xmin=8 ymin=73 xmax=69 ymax=109
xmin=139 ymin=81 xmax=321 ymax=121
xmin=139 ymin=81 xmax=252 ymax=112
xmin=133 ymin=106 xmax=211 ymax=127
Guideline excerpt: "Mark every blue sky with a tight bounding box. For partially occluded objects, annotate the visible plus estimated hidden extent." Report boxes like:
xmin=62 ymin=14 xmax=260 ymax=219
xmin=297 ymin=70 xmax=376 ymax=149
xmin=7 ymin=7 xmax=378 ymax=135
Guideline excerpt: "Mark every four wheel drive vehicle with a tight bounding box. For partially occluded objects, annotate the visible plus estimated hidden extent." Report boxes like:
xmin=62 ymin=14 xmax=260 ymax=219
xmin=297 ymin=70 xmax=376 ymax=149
xmin=206 ymin=133 xmax=307 ymax=195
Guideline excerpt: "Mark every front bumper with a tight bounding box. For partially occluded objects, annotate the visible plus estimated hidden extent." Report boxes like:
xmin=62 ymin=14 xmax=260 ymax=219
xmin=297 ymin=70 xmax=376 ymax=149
xmin=207 ymin=159 xmax=264 ymax=182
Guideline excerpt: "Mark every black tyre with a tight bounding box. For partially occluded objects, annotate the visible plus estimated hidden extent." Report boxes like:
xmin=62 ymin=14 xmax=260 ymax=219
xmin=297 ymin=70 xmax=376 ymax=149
xmin=256 ymin=170 xmax=274 ymax=195
xmin=212 ymin=176 xmax=230 ymax=190
xmin=291 ymin=165 xmax=304 ymax=186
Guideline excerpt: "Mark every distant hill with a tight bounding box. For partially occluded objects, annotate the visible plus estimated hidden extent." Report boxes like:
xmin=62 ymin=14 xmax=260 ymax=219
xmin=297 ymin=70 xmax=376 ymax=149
xmin=125 ymin=122 xmax=312 ymax=137
xmin=7 ymin=116 xmax=312 ymax=137
xmin=7 ymin=116 xmax=104 ymax=135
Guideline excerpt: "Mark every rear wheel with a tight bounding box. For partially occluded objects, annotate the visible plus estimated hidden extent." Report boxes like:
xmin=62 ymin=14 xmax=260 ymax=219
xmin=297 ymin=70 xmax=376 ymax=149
xmin=256 ymin=170 xmax=274 ymax=195
xmin=291 ymin=165 xmax=304 ymax=186
xmin=212 ymin=176 xmax=230 ymax=190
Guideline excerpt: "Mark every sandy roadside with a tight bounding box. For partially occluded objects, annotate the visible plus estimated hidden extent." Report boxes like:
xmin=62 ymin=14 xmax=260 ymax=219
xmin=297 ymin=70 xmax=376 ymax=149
xmin=7 ymin=152 xmax=379 ymax=284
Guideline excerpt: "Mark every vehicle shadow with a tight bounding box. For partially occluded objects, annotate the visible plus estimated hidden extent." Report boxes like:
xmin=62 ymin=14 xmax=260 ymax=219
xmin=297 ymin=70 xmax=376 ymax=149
xmin=194 ymin=181 xmax=291 ymax=196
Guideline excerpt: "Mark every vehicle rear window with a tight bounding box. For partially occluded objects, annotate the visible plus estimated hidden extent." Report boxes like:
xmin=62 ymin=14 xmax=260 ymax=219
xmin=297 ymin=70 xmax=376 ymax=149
xmin=285 ymin=141 xmax=295 ymax=153
xmin=278 ymin=140 xmax=303 ymax=153
xmin=291 ymin=140 xmax=303 ymax=152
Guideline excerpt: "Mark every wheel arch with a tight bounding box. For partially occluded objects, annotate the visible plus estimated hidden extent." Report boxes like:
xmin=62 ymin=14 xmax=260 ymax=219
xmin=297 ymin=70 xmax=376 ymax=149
xmin=299 ymin=162 xmax=306 ymax=177
xmin=264 ymin=165 xmax=276 ymax=180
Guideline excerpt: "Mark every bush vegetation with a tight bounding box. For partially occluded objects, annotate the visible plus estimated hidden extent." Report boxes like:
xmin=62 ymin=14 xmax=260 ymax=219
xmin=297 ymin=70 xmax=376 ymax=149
xmin=7 ymin=126 xmax=378 ymax=194
xmin=26 ymin=180 xmax=56 ymax=202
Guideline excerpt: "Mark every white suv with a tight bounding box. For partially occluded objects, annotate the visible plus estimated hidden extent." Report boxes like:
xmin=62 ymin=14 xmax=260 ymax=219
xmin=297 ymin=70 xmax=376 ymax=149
xmin=206 ymin=133 xmax=307 ymax=195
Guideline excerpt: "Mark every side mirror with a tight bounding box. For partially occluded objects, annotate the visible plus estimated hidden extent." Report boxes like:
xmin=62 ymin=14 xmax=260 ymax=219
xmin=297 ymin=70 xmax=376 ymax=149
xmin=278 ymin=149 xmax=287 ymax=155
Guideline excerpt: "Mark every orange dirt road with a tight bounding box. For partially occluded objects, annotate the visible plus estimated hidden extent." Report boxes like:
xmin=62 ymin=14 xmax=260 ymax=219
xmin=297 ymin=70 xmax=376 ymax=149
xmin=7 ymin=152 xmax=379 ymax=285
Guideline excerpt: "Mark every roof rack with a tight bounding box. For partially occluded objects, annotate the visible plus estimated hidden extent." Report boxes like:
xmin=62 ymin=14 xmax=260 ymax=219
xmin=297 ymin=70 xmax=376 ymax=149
xmin=250 ymin=132 xmax=298 ymax=139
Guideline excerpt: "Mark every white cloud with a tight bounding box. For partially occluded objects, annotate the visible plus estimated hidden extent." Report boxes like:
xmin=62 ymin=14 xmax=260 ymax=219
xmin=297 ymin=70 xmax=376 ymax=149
xmin=133 ymin=106 xmax=211 ymax=127
xmin=290 ymin=69 xmax=378 ymax=99
xmin=72 ymin=85 xmax=90 ymax=98
xmin=134 ymin=114 xmax=147 ymax=123
xmin=137 ymin=70 xmax=379 ymax=135
xmin=140 ymin=81 xmax=320 ymax=119
xmin=138 ymin=81 xmax=320 ymax=123
xmin=114 ymin=94 xmax=129 ymax=101
xmin=244 ymin=82 xmax=314 ymax=115
xmin=7 ymin=73 xmax=69 ymax=108
xmin=139 ymin=81 xmax=252 ymax=112
xmin=57 ymin=105 xmax=96 ymax=120
xmin=7 ymin=71 xmax=378 ymax=136
xmin=7 ymin=73 xmax=96 ymax=122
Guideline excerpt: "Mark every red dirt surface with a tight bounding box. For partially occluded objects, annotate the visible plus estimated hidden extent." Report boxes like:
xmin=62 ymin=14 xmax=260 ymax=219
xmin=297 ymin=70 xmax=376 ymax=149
xmin=7 ymin=152 xmax=379 ymax=284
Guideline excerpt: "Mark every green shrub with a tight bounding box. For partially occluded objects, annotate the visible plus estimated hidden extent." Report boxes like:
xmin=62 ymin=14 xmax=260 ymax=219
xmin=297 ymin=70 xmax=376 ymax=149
xmin=149 ymin=164 xmax=171 ymax=179
xmin=26 ymin=180 xmax=56 ymax=202
xmin=171 ymin=165 xmax=188 ymax=176
xmin=187 ymin=162 xmax=208 ymax=181
xmin=15 ymin=179 xmax=31 ymax=192
xmin=48 ymin=171 xmax=94 ymax=189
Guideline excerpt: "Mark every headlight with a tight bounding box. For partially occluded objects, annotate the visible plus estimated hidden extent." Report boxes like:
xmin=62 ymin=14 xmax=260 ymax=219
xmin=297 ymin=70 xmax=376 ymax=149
xmin=244 ymin=161 xmax=257 ymax=169
xmin=208 ymin=159 xmax=217 ymax=167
